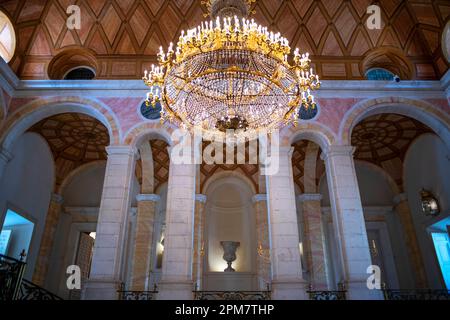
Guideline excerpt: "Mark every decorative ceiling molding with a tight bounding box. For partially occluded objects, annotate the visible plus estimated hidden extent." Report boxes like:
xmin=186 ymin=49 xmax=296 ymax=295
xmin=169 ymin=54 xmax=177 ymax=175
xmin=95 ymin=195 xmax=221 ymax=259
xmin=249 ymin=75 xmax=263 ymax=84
xmin=28 ymin=112 xmax=109 ymax=186
xmin=0 ymin=0 xmax=448 ymax=80
xmin=351 ymin=113 xmax=433 ymax=188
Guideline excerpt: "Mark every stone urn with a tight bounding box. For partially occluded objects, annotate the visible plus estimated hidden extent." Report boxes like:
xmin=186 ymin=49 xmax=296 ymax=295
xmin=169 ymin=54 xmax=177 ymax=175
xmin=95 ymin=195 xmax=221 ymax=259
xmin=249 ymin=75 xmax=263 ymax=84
xmin=220 ymin=241 xmax=240 ymax=272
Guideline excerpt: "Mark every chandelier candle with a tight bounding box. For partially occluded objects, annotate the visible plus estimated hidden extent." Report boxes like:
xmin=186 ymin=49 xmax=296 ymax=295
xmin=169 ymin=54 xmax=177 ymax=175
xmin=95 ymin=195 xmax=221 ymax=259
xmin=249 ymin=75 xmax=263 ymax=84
xmin=142 ymin=0 xmax=320 ymax=134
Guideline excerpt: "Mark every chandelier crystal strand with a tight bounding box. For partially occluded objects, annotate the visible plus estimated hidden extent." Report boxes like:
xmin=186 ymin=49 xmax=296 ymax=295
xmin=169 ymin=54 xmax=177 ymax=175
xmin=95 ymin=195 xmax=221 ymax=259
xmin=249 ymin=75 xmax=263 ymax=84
xmin=142 ymin=0 xmax=320 ymax=134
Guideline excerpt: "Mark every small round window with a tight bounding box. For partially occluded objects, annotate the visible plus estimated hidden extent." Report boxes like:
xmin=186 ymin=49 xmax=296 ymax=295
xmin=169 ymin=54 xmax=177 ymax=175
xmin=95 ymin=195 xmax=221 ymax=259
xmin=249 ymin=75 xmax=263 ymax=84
xmin=0 ymin=11 xmax=16 ymax=63
xmin=299 ymin=103 xmax=319 ymax=121
xmin=140 ymin=101 xmax=162 ymax=120
xmin=64 ymin=67 xmax=96 ymax=80
xmin=365 ymin=68 xmax=395 ymax=80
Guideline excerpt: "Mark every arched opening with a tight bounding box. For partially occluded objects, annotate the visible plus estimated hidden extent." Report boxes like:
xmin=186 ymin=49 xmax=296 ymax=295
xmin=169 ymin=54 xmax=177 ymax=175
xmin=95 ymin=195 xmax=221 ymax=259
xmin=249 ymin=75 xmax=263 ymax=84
xmin=348 ymin=112 xmax=450 ymax=290
xmin=203 ymin=175 xmax=257 ymax=291
xmin=0 ymin=111 xmax=111 ymax=298
xmin=291 ymin=138 xmax=335 ymax=290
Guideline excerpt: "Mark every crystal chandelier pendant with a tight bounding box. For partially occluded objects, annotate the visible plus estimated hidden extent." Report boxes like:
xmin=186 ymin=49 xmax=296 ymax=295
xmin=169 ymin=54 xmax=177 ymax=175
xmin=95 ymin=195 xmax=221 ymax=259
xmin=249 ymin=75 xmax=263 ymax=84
xmin=142 ymin=0 xmax=320 ymax=135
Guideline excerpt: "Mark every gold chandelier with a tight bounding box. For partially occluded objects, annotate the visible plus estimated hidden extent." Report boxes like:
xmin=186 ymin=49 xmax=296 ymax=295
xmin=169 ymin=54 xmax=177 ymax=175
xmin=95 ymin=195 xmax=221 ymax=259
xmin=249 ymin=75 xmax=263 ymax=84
xmin=143 ymin=0 xmax=320 ymax=134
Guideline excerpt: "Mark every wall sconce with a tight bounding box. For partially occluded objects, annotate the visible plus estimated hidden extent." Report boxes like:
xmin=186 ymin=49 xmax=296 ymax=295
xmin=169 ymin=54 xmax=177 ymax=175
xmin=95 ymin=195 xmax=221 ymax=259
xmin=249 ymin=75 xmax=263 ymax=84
xmin=257 ymin=242 xmax=270 ymax=262
xmin=200 ymin=241 xmax=205 ymax=257
xmin=420 ymin=189 xmax=440 ymax=216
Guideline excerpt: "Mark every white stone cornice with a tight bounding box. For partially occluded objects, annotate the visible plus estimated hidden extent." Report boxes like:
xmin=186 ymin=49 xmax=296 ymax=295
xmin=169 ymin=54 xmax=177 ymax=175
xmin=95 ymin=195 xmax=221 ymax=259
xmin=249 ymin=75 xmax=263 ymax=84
xmin=51 ymin=193 xmax=64 ymax=204
xmin=252 ymin=194 xmax=267 ymax=203
xmin=321 ymin=145 xmax=355 ymax=161
xmin=7 ymin=79 xmax=446 ymax=100
xmin=393 ymin=193 xmax=408 ymax=206
xmin=195 ymin=194 xmax=207 ymax=203
xmin=297 ymin=193 xmax=323 ymax=202
xmin=106 ymin=145 xmax=138 ymax=157
xmin=136 ymin=194 xmax=160 ymax=202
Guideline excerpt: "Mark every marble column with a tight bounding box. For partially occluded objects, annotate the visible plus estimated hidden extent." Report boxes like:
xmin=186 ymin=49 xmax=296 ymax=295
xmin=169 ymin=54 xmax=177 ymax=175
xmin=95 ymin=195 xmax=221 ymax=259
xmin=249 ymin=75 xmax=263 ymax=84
xmin=83 ymin=146 xmax=137 ymax=300
xmin=192 ymin=194 xmax=207 ymax=290
xmin=253 ymin=194 xmax=271 ymax=291
xmin=322 ymin=145 xmax=381 ymax=299
xmin=130 ymin=194 xmax=160 ymax=291
xmin=298 ymin=193 xmax=328 ymax=290
xmin=0 ymin=146 xmax=12 ymax=182
xmin=393 ymin=193 xmax=427 ymax=288
xmin=157 ymin=150 xmax=196 ymax=300
xmin=32 ymin=193 xmax=64 ymax=286
xmin=266 ymin=146 xmax=307 ymax=299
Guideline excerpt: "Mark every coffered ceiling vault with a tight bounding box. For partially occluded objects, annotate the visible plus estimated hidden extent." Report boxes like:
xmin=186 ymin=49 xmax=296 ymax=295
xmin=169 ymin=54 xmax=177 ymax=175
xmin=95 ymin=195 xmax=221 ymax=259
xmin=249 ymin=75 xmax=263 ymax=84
xmin=0 ymin=0 xmax=448 ymax=80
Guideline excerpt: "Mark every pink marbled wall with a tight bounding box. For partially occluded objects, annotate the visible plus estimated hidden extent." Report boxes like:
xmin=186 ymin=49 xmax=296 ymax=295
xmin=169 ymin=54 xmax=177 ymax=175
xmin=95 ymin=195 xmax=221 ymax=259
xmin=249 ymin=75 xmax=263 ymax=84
xmin=99 ymin=97 xmax=143 ymax=135
xmin=316 ymin=98 xmax=362 ymax=135
xmin=8 ymin=97 xmax=38 ymax=114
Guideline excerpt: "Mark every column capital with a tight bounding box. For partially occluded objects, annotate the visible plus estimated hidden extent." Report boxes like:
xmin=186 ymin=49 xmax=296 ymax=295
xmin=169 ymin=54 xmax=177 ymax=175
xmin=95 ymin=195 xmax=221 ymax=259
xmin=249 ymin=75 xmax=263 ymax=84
xmin=136 ymin=194 xmax=160 ymax=202
xmin=195 ymin=194 xmax=207 ymax=203
xmin=106 ymin=145 xmax=138 ymax=157
xmin=297 ymin=193 xmax=323 ymax=202
xmin=321 ymin=145 xmax=355 ymax=161
xmin=51 ymin=193 xmax=64 ymax=204
xmin=393 ymin=193 xmax=408 ymax=206
xmin=0 ymin=146 xmax=13 ymax=163
xmin=252 ymin=194 xmax=267 ymax=203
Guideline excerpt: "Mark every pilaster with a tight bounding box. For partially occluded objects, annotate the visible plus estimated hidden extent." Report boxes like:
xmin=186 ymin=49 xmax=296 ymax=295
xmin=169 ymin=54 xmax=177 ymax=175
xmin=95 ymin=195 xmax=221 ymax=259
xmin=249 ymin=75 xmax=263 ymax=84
xmin=83 ymin=146 xmax=137 ymax=300
xmin=266 ymin=147 xmax=307 ymax=299
xmin=32 ymin=193 xmax=64 ymax=286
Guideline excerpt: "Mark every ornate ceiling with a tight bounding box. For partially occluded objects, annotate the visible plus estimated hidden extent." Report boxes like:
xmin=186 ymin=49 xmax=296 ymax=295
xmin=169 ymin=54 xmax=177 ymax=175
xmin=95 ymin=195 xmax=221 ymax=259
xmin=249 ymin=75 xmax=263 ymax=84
xmin=28 ymin=112 xmax=109 ymax=185
xmin=0 ymin=0 xmax=448 ymax=79
xmin=200 ymin=141 xmax=260 ymax=193
xmin=352 ymin=113 xmax=432 ymax=187
xmin=291 ymin=113 xmax=432 ymax=192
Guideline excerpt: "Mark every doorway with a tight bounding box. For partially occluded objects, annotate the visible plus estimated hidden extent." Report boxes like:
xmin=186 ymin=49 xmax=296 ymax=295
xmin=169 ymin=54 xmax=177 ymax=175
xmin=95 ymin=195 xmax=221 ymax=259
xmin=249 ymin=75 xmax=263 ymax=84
xmin=0 ymin=209 xmax=34 ymax=260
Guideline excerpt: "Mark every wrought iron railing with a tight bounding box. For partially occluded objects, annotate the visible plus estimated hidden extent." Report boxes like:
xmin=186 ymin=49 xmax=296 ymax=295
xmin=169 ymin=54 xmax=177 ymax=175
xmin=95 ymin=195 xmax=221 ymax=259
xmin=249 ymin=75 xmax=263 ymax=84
xmin=118 ymin=290 xmax=158 ymax=300
xmin=383 ymin=289 xmax=450 ymax=300
xmin=1 ymin=254 xmax=62 ymax=300
xmin=307 ymin=283 xmax=347 ymax=300
xmin=17 ymin=279 xmax=63 ymax=300
xmin=194 ymin=291 xmax=271 ymax=300
xmin=307 ymin=290 xmax=347 ymax=300
xmin=0 ymin=254 xmax=26 ymax=300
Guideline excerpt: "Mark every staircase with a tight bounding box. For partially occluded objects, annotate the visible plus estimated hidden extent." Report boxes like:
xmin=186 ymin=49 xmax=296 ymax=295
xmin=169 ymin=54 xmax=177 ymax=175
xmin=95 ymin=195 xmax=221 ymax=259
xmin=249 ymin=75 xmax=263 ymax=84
xmin=0 ymin=254 xmax=62 ymax=300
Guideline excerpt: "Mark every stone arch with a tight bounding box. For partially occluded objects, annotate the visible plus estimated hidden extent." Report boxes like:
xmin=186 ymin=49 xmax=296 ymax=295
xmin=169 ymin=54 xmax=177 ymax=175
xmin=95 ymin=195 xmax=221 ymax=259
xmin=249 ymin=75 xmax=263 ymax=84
xmin=339 ymin=97 xmax=450 ymax=150
xmin=282 ymin=122 xmax=335 ymax=151
xmin=124 ymin=122 xmax=175 ymax=148
xmin=203 ymin=170 xmax=257 ymax=195
xmin=354 ymin=160 xmax=401 ymax=196
xmin=57 ymin=160 xmax=106 ymax=195
xmin=0 ymin=96 xmax=121 ymax=151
